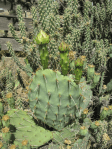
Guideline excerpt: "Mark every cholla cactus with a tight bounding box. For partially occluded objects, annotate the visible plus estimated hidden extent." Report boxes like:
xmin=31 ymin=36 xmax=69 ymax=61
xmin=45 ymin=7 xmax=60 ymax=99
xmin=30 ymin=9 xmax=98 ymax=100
xmin=4 ymin=0 xmax=111 ymax=93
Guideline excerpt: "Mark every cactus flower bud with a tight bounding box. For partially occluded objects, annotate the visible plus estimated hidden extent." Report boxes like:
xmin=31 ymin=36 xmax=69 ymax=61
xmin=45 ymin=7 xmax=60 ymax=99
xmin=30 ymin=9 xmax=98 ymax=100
xmin=34 ymin=30 xmax=49 ymax=45
xmin=58 ymin=40 xmax=70 ymax=52
xmin=75 ymin=57 xmax=84 ymax=68
xmin=34 ymin=30 xmax=49 ymax=69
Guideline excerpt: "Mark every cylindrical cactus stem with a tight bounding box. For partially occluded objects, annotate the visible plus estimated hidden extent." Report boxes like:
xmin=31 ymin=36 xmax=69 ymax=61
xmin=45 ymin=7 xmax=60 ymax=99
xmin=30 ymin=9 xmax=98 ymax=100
xmin=80 ymin=55 xmax=87 ymax=71
xmin=108 ymin=44 xmax=112 ymax=57
xmin=91 ymin=72 xmax=101 ymax=89
xmin=74 ymin=57 xmax=84 ymax=84
xmin=58 ymin=40 xmax=70 ymax=76
xmin=0 ymin=102 xmax=4 ymax=118
xmin=74 ymin=68 xmax=83 ymax=84
xmin=34 ymin=30 xmax=49 ymax=69
xmin=87 ymin=64 xmax=95 ymax=82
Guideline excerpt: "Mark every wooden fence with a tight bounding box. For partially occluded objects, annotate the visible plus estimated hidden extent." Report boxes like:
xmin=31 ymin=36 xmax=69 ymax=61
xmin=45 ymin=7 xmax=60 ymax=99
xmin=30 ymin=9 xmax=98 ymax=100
xmin=0 ymin=0 xmax=40 ymax=54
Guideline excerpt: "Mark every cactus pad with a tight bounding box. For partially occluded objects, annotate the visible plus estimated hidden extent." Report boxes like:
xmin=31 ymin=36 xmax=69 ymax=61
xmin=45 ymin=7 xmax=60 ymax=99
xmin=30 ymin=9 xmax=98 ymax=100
xmin=28 ymin=69 xmax=92 ymax=131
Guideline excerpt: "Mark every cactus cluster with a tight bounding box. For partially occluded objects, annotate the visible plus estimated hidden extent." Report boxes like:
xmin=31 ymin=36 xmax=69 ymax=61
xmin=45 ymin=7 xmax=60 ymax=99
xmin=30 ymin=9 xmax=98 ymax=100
xmin=0 ymin=0 xmax=112 ymax=148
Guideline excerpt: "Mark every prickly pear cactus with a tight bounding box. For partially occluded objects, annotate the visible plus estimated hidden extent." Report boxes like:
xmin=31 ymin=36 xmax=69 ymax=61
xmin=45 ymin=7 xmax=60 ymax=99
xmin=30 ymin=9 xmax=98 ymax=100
xmin=1 ymin=109 xmax=53 ymax=149
xmin=51 ymin=118 xmax=92 ymax=148
xmin=51 ymin=119 xmax=80 ymax=147
xmin=27 ymin=69 xmax=92 ymax=131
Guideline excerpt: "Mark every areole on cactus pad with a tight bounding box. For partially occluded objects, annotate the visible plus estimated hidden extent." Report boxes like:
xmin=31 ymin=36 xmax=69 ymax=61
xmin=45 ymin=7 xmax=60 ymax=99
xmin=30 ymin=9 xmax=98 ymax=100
xmin=34 ymin=30 xmax=49 ymax=45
